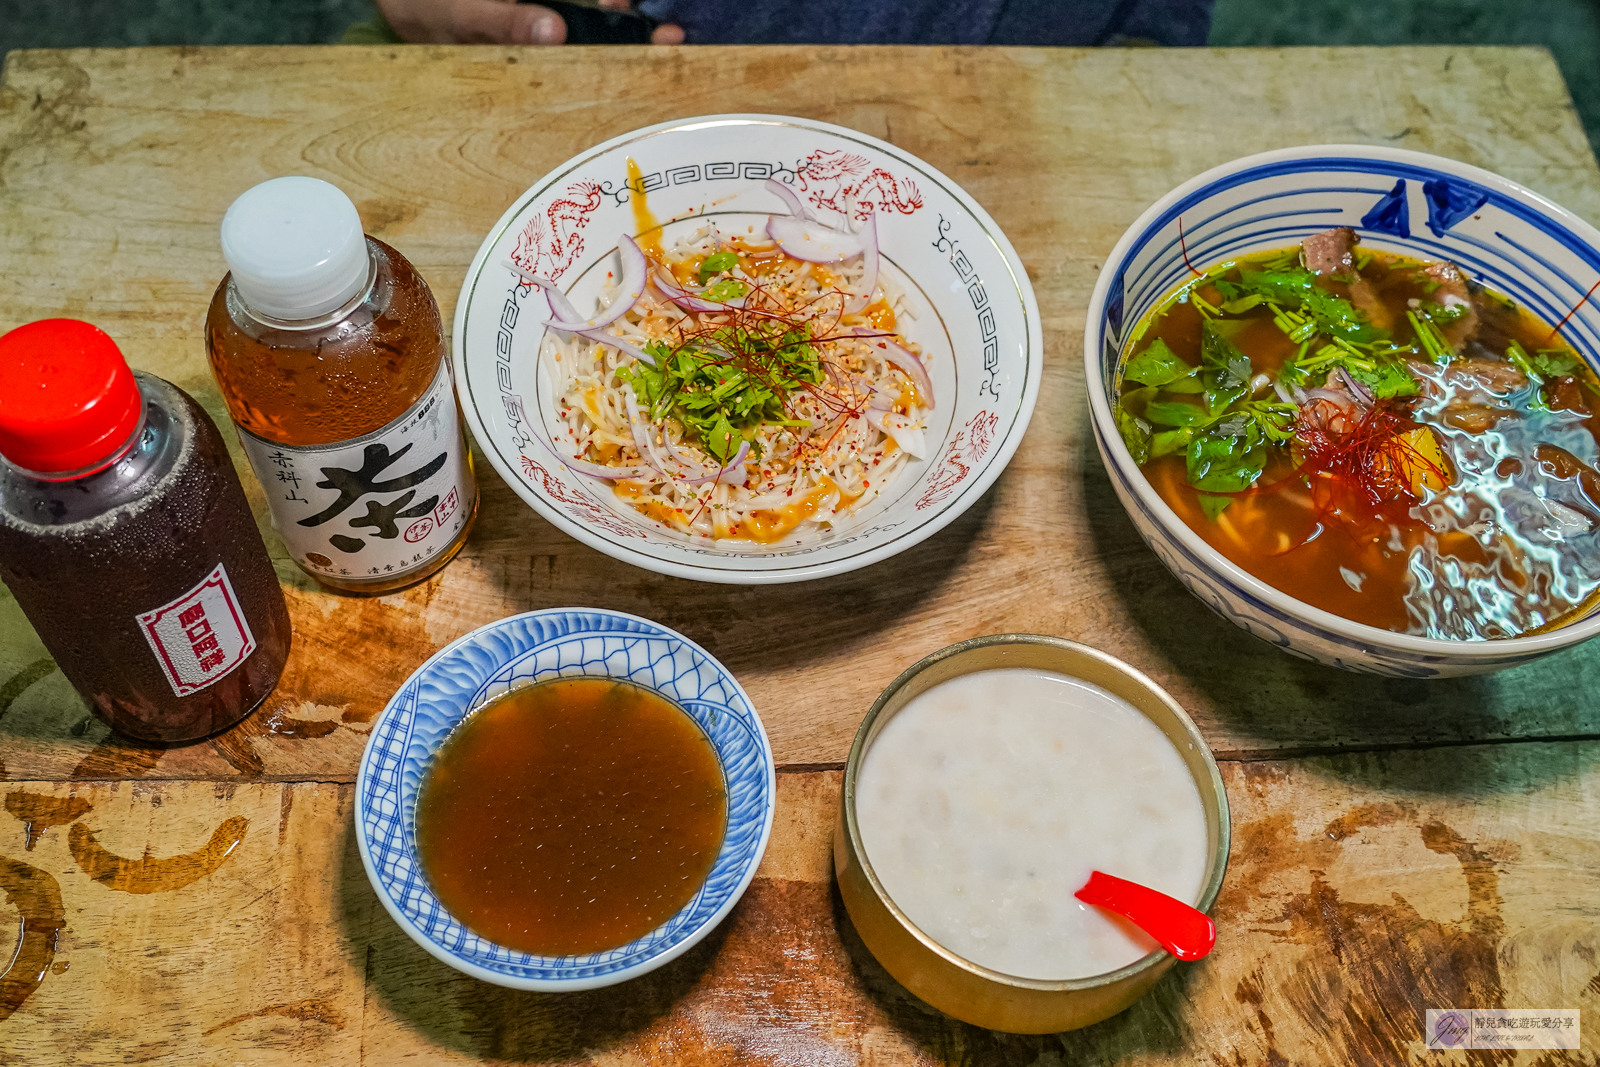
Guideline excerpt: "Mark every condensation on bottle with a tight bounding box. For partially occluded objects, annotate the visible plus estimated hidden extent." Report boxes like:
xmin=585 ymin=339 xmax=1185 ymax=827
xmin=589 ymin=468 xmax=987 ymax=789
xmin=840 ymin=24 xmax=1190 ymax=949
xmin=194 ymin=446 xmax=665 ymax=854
xmin=0 ymin=319 xmax=292 ymax=742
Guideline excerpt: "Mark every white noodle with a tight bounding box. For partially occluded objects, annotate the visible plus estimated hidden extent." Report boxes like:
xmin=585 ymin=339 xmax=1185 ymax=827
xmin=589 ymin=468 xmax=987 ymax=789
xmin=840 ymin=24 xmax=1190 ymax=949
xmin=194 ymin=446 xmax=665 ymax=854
xmin=541 ymin=225 xmax=928 ymax=544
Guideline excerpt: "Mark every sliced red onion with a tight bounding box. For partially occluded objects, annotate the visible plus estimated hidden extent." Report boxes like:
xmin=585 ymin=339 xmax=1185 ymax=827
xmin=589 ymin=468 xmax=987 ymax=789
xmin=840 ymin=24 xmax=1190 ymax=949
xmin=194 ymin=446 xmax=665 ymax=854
xmin=652 ymin=266 xmax=746 ymax=312
xmin=660 ymin=431 xmax=713 ymax=480
xmin=504 ymin=260 xmax=575 ymax=314
xmin=850 ymin=375 xmax=895 ymax=410
xmin=570 ymin=325 xmax=658 ymax=366
xmin=717 ymin=441 xmax=752 ymax=485
xmin=1273 ymin=380 xmax=1296 ymax=405
xmin=541 ymin=282 xmax=581 ymax=323
xmin=1335 ymin=366 xmax=1375 ymax=406
xmin=864 ymin=408 xmax=927 ymax=459
xmin=1303 ymin=387 xmax=1356 ymax=409
xmin=765 ymin=177 xmax=817 ymax=221
xmin=851 ymin=328 xmax=935 ymax=410
xmin=681 ymin=441 xmax=752 ymax=486
xmin=506 ymin=258 xmax=656 ymax=365
xmin=545 ymin=234 xmax=647 ymax=331
xmin=623 ymin=388 xmax=668 ymax=474
xmin=845 ymin=210 xmax=880 ymax=314
xmin=621 ymin=391 xmax=746 ymax=485
xmin=767 ymin=214 xmax=863 ymax=263
xmin=556 ymin=454 xmax=656 ymax=481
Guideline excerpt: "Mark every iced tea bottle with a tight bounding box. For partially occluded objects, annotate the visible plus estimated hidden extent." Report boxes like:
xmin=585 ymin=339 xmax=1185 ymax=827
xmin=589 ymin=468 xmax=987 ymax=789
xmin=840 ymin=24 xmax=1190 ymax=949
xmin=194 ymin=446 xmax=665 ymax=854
xmin=205 ymin=177 xmax=477 ymax=595
xmin=0 ymin=319 xmax=292 ymax=743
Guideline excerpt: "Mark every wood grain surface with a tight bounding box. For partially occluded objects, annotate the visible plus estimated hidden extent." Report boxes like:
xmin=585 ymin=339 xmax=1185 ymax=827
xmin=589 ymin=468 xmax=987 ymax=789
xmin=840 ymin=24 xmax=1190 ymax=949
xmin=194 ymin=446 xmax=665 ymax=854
xmin=1 ymin=42 xmax=1599 ymax=1065
xmin=2 ymin=754 xmax=1598 ymax=1065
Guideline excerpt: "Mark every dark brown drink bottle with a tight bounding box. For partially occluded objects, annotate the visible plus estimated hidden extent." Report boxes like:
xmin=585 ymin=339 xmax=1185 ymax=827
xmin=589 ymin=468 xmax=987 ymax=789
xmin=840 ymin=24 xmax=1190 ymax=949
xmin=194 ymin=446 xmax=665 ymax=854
xmin=0 ymin=319 xmax=291 ymax=742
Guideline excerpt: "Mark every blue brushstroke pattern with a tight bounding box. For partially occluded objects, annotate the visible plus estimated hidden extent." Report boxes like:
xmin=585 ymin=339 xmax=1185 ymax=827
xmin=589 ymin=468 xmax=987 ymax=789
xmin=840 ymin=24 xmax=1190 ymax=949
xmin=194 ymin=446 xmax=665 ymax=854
xmin=1361 ymin=179 xmax=1411 ymax=238
xmin=1423 ymin=177 xmax=1489 ymax=237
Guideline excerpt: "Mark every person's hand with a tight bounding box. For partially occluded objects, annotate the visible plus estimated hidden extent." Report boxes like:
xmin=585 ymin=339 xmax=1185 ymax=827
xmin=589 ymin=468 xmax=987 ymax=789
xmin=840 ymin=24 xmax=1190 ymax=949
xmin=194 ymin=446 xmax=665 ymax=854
xmin=377 ymin=0 xmax=683 ymax=45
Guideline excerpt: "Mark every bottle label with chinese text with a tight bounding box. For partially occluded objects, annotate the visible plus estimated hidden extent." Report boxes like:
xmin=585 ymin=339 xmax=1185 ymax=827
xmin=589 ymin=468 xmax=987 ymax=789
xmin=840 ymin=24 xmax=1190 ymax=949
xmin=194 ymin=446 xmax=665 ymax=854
xmin=138 ymin=562 xmax=257 ymax=696
xmin=236 ymin=361 xmax=475 ymax=582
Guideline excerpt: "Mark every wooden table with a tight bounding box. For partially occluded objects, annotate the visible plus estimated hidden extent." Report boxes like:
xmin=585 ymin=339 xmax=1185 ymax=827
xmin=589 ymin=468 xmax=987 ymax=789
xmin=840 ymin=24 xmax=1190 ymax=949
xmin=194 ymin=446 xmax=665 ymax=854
xmin=1 ymin=42 xmax=1599 ymax=1065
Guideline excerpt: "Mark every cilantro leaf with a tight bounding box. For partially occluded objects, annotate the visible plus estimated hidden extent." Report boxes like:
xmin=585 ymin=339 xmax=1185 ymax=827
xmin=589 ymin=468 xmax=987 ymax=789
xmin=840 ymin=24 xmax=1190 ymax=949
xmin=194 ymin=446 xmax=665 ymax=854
xmin=1420 ymin=300 xmax=1470 ymax=325
xmin=1198 ymin=493 xmax=1233 ymax=521
xmin=1144 ymin=400 xmax=1222 ymax=428
xmin=704 ymin=413 xmax=740 ymax=462
xmin=1531 ymin=349 xmax=1582 ymax=377
xmin=1346 ymin=360 xmax=1419 ymax=399
xmin=1219 ymin=267 xmax=1387 ymax=346
xmin=1114 ymin=400 xmax=1151 ymax=464
xmin=1217 ymin=269 xmax=1315 ymax=307
xmin=612 ymin=314 xmax=832 ymax=464
xmin=698 ymin=251 xmax=739 ymax=283
xmin=1277 ymin=353 xmax=1311 ymax=390
xmin=701 ymin=278 xmax=748 ymax=303
xmin=1150 ymin=428 xmax=1193 ymax=459
xmin=1186 ymin=422 xmax=1266 ymax=493
xmin=1200 ymin=318 xmax=1251 ymax=414
xmin=1123 ymin=338 xmax=1195 ymax=387
xmin=1279 ymin=339 xmax=1417 ymax=401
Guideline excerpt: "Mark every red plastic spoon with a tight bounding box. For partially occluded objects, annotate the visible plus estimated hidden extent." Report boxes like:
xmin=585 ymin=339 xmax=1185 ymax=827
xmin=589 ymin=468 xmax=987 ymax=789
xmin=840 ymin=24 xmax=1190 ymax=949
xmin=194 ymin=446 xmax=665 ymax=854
xmin=1074 ymin=870 xmax=1217 ymax=962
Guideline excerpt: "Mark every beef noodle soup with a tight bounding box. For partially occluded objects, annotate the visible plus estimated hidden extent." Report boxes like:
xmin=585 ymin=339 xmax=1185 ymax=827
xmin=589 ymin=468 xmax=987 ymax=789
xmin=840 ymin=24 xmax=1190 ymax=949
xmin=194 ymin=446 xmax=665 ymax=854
xmin=1114 ymin=227 xmax=1600 ymax=640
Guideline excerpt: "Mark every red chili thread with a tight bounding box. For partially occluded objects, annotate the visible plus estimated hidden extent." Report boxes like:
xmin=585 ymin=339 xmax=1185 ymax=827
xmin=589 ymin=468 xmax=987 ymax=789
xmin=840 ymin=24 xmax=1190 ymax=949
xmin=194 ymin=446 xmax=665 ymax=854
xmin=1200 ymin=401 xmax=1449 ymax=521
xmin=1293 ymin=401 xmax=1449 ymax=510
xmin=1546 ymin=276 xmax=1600 ymax=345
xmin=1178 ymin=216 xmax=1203 ymax=279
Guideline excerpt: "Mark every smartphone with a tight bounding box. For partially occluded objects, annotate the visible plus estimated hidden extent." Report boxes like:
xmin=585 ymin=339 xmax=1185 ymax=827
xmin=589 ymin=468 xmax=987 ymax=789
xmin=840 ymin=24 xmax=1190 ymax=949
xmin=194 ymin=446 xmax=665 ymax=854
xmin=527 ymin=0 xmax=660 ymax=44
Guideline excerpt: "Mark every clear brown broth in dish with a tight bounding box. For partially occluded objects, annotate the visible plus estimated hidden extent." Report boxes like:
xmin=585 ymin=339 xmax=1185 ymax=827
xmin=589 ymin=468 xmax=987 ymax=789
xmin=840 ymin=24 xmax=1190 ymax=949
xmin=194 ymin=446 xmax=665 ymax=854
xmin=416 ymin=677 xmax=727 ymax=955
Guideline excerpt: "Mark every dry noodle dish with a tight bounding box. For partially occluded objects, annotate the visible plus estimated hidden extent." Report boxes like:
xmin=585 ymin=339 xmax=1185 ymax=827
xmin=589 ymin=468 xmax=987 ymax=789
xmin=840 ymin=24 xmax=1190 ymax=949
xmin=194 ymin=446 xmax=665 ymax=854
xmin=510 ymin=180 xmax=934 ymax=546
xmin=1114 ymin=227 xmax=1600 ymax=640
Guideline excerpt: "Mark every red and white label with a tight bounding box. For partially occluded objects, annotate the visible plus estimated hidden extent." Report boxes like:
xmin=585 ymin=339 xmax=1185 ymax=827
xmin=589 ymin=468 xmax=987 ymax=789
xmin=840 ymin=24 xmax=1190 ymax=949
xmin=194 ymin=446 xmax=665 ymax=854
xmin=137 ymin=563 xmax=257 ymax=697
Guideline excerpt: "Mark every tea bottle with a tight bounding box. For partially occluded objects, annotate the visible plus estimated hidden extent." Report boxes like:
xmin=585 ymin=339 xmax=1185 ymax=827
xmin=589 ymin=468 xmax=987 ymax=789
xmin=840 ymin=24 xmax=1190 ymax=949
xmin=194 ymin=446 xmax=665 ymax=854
xmin=0 ymin=319 xmax=292 ymax=742
xmin=205 ymin=177 xmax=477 ymax=595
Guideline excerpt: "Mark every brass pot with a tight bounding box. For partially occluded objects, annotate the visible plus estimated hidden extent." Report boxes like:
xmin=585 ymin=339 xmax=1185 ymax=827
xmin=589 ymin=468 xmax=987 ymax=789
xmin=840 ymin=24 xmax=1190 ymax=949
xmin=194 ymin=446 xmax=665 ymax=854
xmin=834 ymin=634 xmax=1230 ymax=1034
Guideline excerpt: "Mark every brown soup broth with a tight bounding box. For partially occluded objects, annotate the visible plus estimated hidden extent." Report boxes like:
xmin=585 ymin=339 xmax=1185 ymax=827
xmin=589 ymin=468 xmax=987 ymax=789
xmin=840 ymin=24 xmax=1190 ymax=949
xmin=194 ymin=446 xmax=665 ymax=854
xmin=415 ymin=677 xmax=727 ymax=956
xmin=1118 ymin=245 xmax=1600 ymax=639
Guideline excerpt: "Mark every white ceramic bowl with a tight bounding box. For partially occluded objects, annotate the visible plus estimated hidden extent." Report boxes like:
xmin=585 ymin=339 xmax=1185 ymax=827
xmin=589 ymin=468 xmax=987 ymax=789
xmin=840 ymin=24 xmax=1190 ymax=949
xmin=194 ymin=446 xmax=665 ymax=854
xmin=1084 ymin=145 xmax=1600 ymax=677
xmin=454 ymin=113 xmax=1042 ymax=584
xmin=355 ymin=608 xmax=775 ymax=990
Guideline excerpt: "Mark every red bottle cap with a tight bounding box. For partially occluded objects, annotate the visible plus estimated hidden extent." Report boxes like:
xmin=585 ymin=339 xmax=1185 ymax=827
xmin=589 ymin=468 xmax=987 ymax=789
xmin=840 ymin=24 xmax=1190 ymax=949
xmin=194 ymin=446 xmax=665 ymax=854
xmin=0 ymin=319 xmax=144 ymax=475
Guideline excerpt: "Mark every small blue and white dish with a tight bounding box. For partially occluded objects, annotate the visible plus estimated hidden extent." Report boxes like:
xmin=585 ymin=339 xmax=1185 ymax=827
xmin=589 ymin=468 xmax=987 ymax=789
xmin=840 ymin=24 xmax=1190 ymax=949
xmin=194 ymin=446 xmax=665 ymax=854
xmin=1085 ymin=145 xmax=1600 ymax=678
xmin=355 ymin=608 xmax=775 ymax=990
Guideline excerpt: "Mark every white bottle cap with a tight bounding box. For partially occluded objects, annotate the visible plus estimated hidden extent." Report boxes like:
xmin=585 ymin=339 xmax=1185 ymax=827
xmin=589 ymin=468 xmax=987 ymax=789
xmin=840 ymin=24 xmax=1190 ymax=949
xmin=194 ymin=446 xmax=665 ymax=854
xmin=220 ymin=177 xmax=371 ymax=321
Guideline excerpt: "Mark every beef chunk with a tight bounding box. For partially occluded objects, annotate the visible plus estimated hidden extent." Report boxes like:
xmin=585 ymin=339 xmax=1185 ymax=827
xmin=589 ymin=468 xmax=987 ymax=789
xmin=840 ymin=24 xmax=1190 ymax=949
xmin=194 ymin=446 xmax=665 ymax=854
xmin=1302 ymin=227 xmax=1360 ymax=277
xmin=1422 ymin=261 xmax=1481 ymax=349
xmin=1411 ymin=357 xmax=1526 ymax=433
xmin=1446 ymin=357 xmax=1527 ymax=395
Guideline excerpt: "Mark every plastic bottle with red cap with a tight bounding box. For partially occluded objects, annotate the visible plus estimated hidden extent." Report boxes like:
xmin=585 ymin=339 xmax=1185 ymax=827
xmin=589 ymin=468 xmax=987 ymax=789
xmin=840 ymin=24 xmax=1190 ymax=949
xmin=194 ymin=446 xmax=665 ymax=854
xmin=0 ymin=319 xmax=291 ymax=742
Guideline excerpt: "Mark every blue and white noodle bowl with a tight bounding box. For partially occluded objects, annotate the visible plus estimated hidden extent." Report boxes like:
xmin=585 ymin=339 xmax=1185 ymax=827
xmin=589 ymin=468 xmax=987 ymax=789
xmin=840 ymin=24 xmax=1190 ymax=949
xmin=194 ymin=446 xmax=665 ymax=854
xmin=1085 ymin=145 xmax=1600 ymax=677
xmin=355 ymin=608 xmax=775 ymax=989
